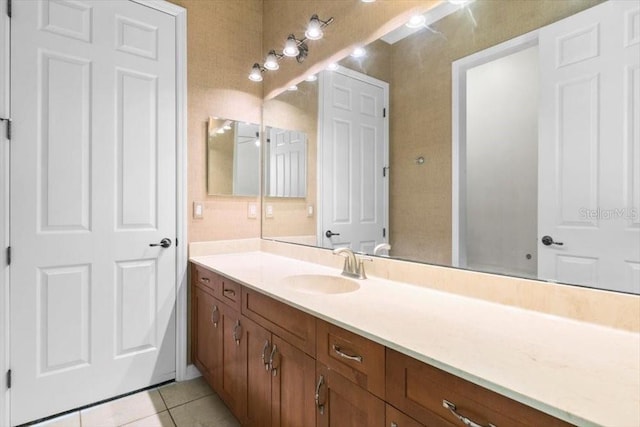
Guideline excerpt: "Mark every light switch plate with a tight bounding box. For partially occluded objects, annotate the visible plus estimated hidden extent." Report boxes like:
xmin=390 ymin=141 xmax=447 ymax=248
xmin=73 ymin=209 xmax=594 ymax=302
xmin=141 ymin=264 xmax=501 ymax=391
xmin=193 ymin=201 xmax=203 ymax=219
xmin=265 ymin=204 xmax=274 ymax=218
xmin=247 ymin=202 xmax=258 ymax=219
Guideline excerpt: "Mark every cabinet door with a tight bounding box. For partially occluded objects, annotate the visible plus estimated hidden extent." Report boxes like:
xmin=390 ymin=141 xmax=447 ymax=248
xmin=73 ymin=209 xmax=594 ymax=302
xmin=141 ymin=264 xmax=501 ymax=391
xmin=192 ymin=286 xmax=222 ymax=389
xmin=316 ymin=363 xmax=385 ymax=427
xmin=244 ymin=316 xmax=273 ymax=427
xmin=217 ymin=302 xmax=247 ymax=420
xmin=386 ymin=404 xmax=428 ymax=427
xmin=271 ymin=335 xmax=316 ymax=427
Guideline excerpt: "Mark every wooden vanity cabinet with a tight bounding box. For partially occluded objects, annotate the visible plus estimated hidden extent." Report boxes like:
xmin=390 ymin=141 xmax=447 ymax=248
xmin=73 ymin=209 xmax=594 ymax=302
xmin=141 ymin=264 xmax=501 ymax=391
xmin=316 ymin=319 xmax=385 ymax=400
xmin=386 ymin=404 xmax=433 ymax=427
xmin=191 ymin=285 xmax=222 ymax=387
xmin=386 ymin=349 xmax=573 ymax=427
xmin=315 ymin=362 xmax=385 ymax=426
xmin=242 ymin=293 xmax=317 ymax=426
xmin=216 ymin=300 xmax=247 ymax=420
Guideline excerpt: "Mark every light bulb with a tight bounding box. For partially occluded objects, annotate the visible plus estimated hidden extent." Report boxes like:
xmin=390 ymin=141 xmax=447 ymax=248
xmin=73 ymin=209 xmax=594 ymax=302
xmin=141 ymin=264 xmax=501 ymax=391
xmin=287 ymin=85 xmax=298 ymax=91
xmin=406 ymin=14 xmax=426 ymax=28
xmin=305 ymin=74 xmax=318 ymax=82
xmin=351 ymin=47 xmax=366 ymax=58
xmin=326 ymin=63 xmax=339 ymax=71
xmin=249 ymin=63 xmax=263 ymax=82
xmin=305 ymin=15 xmax=323 ymax=40
xmin=361 ymin=0 xmax=376 ymax=2
xmin=448 ymin=0 xmax=471 ymax=5
xmin=264 ymin=50 xmax=279 ymax=71
xmin=283 ymin=35 xmax=299 ymax=57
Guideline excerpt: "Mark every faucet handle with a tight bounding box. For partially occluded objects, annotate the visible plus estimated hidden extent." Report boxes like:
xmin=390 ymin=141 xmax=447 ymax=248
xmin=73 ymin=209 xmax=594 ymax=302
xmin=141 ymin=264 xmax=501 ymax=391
xmin=356 ymin=255 xmax=373 ymax=279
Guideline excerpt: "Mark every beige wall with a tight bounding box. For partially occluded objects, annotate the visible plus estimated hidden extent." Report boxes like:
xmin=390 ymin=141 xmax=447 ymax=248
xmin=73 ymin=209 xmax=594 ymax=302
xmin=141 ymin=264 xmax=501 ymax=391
xmin=389 ymin=0 xmax=603 ymax=264
xmin=170 ymin=0 xmax=263 ymax=243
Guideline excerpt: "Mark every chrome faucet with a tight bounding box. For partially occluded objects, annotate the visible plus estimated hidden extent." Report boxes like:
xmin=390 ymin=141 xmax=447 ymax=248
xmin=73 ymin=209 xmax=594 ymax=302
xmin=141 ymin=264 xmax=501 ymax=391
xmin=373 ymin=243 xmax=391 ymax=256
xmin=332 ymin=247 xmax=372 ymax=279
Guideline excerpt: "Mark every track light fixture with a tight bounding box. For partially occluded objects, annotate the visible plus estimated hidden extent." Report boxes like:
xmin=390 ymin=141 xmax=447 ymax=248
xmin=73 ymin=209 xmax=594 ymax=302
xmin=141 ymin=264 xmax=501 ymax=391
xmin=249 ymin=63 xmax=265 ymax=82
xmin=249 ymin=13 xmax=334 ymax=81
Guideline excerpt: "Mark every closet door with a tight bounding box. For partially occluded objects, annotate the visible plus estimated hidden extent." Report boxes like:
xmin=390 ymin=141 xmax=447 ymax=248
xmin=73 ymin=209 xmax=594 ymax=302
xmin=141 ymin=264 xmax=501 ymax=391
xmin=538 ymin=0 xmax=640 ymax=292
xmin=9 ymin=1 xmax=177 ymax=423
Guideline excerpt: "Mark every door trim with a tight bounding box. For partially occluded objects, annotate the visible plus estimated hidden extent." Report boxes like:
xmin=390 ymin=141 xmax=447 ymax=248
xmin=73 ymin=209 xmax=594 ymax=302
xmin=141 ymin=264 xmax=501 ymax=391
xmin=1 ymin=0 xmax=10 ymax=424
xmin=0 ymin=1 xmax=188 ymax=424
xmin=451 ymin=29 xmax=538 ymax=268
xmin=317 ymin=66 xmax=390 ymax=249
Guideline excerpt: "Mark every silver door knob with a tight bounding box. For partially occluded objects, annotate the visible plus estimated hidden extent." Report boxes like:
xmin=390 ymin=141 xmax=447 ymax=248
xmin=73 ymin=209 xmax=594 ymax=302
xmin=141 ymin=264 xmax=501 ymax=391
xmin=541 ymin=235 xmax=563 ymax=246
xmin=149 ymin=238 xmax=172 ymax=248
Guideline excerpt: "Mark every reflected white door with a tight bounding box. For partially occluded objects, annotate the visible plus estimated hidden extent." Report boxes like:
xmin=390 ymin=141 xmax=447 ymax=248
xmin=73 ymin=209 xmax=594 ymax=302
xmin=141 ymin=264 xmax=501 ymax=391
xmin=319 ymin=69 xmax=388 ymax=254
xmin=10 ymin=0 xmax=177 ymax=423
xmin=538 ymin=0 xmax=640 ymax=293
xmin=268 ymin=127 xmax=307 ymax=198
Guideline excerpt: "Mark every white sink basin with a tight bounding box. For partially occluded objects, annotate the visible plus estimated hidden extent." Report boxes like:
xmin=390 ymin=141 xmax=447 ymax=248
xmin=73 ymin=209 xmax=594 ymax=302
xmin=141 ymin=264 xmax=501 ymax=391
xmin=281 ymin=274 xmax=360 ymax=295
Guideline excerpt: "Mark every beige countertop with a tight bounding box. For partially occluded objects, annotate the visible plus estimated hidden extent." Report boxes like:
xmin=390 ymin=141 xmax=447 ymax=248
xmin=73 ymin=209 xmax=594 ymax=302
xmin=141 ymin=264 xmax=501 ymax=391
xmin=191 ymin=251 xmax=640 ymax=427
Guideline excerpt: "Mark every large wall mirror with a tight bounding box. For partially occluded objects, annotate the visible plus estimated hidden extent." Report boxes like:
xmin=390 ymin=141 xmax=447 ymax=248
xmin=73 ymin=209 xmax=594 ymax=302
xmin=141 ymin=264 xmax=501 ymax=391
xmin=262 ymin=0 xmax=640 ymax=295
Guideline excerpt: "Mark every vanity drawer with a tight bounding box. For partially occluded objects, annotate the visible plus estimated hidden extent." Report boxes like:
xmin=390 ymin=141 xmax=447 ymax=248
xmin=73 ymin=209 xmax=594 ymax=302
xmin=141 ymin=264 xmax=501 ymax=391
xmin=317 ymin=320 xmax=385 ymax=399
xmin=386 ymin=349 xmax=573 ymax=427
xmin=242 ymin=288 xmax=316 ymax=356
xmin=192 ymin=263 xmax=221 ymax=297
xmin=218 ymin=277 xmax=241 ymax=311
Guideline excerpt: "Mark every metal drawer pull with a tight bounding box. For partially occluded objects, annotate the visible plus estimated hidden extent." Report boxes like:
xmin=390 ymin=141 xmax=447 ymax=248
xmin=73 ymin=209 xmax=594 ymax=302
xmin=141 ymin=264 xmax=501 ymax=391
xmin=269 ymin=345 xmax=278 ymax=376
xmin=211 ymin=305 xmax=219 ymax=328
xmin=315 ymin=374 xmax=325 ymax=415
xmin=200 ymin=277 xmax=210 ymax=283
xmin=443 ymin=400 xmax=496 ymax=427
xmin=390 ymin=423 xmax=398 ymax=427
xmin=233 ymin=320 xmax=242 ymax=345
xmin=223 ymin=288 xmax=236 ymax=297
xmin=332 ymin=344 xmax=363 ymax=363
xmin=261 ymin=340 xmax=271 ymax=371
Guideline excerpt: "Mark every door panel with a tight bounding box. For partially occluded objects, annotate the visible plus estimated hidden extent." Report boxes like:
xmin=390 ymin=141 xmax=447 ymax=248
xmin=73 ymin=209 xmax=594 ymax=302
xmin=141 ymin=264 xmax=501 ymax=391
xmin=320 ymin=70 xmax=388 ymax=253
xmin=10 ymin=1 xmax=177 ymax=423
xmin=538 ymin=0 xmax=640 ymax=292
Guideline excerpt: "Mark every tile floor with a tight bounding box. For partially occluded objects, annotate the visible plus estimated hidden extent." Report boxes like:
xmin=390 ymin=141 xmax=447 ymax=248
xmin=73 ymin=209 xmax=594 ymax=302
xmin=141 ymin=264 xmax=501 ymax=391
xmin=32 ymin=377 xmax=240 ymax=427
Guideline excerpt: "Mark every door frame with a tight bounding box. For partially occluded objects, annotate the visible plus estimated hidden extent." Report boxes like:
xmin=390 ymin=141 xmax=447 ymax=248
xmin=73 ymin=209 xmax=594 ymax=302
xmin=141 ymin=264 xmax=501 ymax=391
xmin=317 ymin=66 xmax=390 ymax=249
xmin=451 ymin=30 xmax=538 ymax=268
xmin=0 ymin=1 xmax=189 ymax=424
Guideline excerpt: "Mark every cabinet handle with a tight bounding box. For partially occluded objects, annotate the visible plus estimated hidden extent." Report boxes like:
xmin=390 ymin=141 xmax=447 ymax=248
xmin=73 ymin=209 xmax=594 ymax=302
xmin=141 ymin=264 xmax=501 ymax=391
xmin=332 ymin=344 xmax=363 ymax=363
xmin=200 ymin=277 xmax=210 ymax=283
xmin=211 ymin=305 xmax=219 ymax=328
xmin=261 ymin=340 xmax=271 ymax=371
xmin=233 ymin=320 xmax=242 ymax=345
xmin=223 ymin=288 xmax=236 ymax=297
xmin=443 ymin=400 xmax=496 ymax=427
xmin=315 ymin=374 xmax=325 ymax=415
xmin=269 ymin=345 xmax=278 ymax=377
xmin=390 ymin=423 xmax=398 ymax=427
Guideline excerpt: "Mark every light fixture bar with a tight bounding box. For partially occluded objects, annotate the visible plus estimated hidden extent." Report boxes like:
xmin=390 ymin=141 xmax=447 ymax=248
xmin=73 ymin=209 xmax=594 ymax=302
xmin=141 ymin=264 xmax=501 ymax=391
xmin=249 ymin=13 xmax=334 ymax=81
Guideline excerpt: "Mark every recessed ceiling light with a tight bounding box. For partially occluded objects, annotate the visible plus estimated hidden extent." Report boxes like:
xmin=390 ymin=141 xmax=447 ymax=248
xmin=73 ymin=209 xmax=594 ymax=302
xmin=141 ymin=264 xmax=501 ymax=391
xmin=351 ymin=47 xmax=366 ymax=58
xmin=406 ymin=14 xmax=426 ymax=29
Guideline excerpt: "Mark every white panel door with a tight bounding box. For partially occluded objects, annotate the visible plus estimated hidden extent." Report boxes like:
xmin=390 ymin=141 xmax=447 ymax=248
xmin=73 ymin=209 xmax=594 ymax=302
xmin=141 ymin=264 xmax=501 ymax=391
xmin=319 ymin=69 xmax=388 ymax=254
xmin=538 ymin=0 xmax=640 ymax=293
xmin=267 ymin=127 xmax=307 ymax=198
xmin=10 ymin=1 xmax=177 ymax=424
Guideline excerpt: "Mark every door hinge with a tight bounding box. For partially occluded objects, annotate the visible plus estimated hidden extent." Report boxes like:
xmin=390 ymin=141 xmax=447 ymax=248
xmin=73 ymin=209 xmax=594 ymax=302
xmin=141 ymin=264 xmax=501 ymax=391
xmin=383 ymin=166 xmax=389 ymax=177
xmin=0 ymin=118 xmax=10 ymax=140
xmin=6 ymin=246 xmax=10 ymax=266
xmin=383 ymin=228 xmax=386 ymax=238
xmin=6 ymin=0 xmax=11 ymax=18
xmin=6 ymin=369 xmax=11 ymax=389
xmin=175 ymin=238 xmax=178 ymax=247
xmin=383 ymin=107 xmax=386 ymax=118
